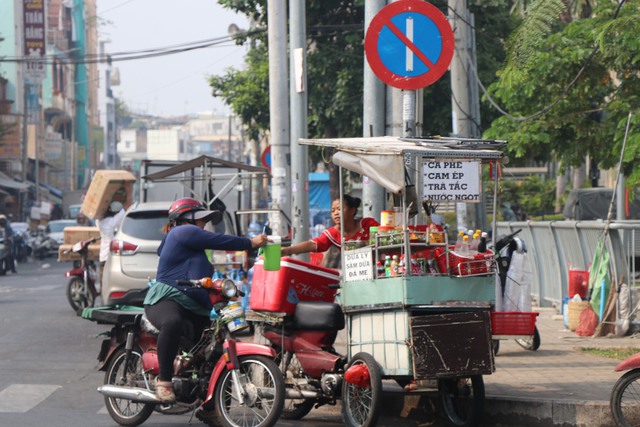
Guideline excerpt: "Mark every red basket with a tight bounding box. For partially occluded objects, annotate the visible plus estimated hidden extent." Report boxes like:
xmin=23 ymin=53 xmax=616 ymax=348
xmin=491 ymin=312 xmax=539 ymax=335
xmin=434 ymin=247 xmax=494 ymax=276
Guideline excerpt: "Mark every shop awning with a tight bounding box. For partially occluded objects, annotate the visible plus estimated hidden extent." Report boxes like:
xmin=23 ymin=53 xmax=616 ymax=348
xmin=0 ymin=172 xmax=30 ymax=191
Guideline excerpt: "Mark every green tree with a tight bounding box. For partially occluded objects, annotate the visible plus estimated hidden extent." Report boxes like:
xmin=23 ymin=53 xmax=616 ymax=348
xmin=211 ymin=1 xmax=365 ymax=200
xmin=484 ymin=1 xmax=640 ymax=185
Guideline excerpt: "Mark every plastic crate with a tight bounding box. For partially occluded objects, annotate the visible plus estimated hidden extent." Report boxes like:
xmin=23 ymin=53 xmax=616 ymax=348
xmin=491 ymin=312 xmax=539 ymax=336
xmin=250 ymin=257 xmax=340 ymax=314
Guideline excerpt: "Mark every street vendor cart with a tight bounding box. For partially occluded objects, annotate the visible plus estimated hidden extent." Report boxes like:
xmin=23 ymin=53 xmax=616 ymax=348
xmin=249 ymin=135 xmax=539 ymax=427
xmin=301 ymin=135 xmax=507 ymax=427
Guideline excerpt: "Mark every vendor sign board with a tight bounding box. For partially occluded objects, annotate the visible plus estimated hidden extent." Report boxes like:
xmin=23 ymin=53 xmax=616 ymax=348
xmin=344 ymin=247 xmax=374 ymax=282
xmin=422 ymin=160 xmax=481 ymax=202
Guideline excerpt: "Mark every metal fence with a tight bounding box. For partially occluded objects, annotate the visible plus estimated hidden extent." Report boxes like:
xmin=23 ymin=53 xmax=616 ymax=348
xmin=496 ymin=220 xmax=640 ymax=309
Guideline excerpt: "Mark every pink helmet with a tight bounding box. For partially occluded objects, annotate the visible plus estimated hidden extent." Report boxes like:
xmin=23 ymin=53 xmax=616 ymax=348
xmin=168 ymin=197 xmax=221 ymax=223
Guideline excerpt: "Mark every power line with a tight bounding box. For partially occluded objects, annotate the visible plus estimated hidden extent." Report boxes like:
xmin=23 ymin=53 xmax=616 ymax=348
xmin=0 ymin=29 xmax=266 ymax=65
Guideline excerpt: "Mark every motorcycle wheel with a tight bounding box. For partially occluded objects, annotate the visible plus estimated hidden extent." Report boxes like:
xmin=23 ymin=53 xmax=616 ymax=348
xmin=438 ymin=375 xmax=485 ymax=427
xmin=341 ymin=352 xmax=383 ymax=427
xmin=515 ymin=326 xmax=541 ymax=351
xmin=214 ymin=354 xmax=285 ymax=427
xmin=66 ymin=277 xmax=94 ymax=312
xmin=275 ymin=349 xmax=316 ymax=420
xmin=103 ymin=347 xmax=155 ymax=427
xmin=611 ymin=369 xmax=640 ymax=427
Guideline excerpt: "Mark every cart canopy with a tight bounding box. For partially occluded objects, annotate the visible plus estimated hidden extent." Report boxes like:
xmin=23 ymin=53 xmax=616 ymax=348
xmin=299 ymin=136 xmax=506 ymax=194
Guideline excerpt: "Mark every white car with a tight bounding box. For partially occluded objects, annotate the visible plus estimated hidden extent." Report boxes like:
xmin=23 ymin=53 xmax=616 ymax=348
xmin=47 ymin=219 xmax=77 ymax=255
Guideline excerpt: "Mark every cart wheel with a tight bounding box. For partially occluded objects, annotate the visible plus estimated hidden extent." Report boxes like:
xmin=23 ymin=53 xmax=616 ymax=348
xmin=341 ymin=352 xmax=382 ymax=427
xmin=438 ymin=375 xmax=485 ymax=427
xmin=515 ymin=326 xmax=541 ymax=351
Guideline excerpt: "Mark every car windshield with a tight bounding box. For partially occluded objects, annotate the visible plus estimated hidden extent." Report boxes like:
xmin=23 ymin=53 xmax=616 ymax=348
xmin=69 ymin=205 xmax=81 ymax=219
xmin=120 ymin=210 xmax=168 ymax=241
xmin=49 ymin=221 xmax=75 ymax=233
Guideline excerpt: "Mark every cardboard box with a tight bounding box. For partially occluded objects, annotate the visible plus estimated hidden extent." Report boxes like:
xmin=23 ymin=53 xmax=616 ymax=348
xmin=81 ymin=170 xmax=135 ymax=219
xmin=58 ymin=243 xmax=101 ymax=262
xmin=63 ymin=226 xmax=100 ymax=245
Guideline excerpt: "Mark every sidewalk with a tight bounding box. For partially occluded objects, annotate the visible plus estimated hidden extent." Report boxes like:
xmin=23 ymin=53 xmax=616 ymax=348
xmin=323 ymin=307 xmax=639 ymax=426
xmin=481 ymin=307 xmax=639 ymax=426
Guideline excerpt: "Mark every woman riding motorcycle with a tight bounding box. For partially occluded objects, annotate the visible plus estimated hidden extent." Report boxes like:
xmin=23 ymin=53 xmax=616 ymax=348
xmin=143 ymin=197 xmax=269 ymax=402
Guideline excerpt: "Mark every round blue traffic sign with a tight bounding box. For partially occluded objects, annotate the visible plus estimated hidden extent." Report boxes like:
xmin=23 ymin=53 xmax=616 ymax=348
xmin=365 ymin=0 xmax=455 ymax=90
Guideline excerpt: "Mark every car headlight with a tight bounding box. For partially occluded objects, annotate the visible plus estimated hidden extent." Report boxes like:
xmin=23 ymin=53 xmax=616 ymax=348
xmin=221 ymin=279 xmax=239 ymax=299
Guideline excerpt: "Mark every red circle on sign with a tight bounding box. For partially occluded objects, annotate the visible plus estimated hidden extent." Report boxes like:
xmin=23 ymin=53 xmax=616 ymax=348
xmin=365 ymin=0 xmax=455 ymax=90
xmin=261 ymin=146 xmax=271 ymax=170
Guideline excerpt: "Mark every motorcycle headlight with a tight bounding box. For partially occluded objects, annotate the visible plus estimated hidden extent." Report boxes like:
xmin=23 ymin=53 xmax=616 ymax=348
xmin=221 ymin=279 xmax=239 ymax=299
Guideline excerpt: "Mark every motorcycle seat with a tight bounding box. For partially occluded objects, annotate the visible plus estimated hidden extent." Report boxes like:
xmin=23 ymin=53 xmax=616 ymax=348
xmin=109 ymin=288 xmax=149 ymax=307
xmin=291 ymin=301 xmax=345 ymax=331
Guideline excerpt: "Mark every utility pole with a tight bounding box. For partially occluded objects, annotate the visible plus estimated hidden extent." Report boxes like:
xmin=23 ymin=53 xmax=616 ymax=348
xmin=20 ymin=81 xmax=29 ymax=221
xmin=448 ymin=0 xmax=486 ymax=232
xmin=289 ymin=0 xmax=310 ymax=259
xmin=267 ymin=0 xmax=290 ymax=237
xmin=362 ymin=0 xmax=387 ymax=221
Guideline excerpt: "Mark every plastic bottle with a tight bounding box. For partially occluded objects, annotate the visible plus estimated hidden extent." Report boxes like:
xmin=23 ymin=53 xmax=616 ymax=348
xmin=391 ymin=255 xmax=399 ymax=276
xmin=384 ymin=256 xmax=392 ymax=277
xmin=397 ymin=259 xmax=405 ymax=276
xmin=377 ymin=260 xmax=385 ymax=278
xmin=427 ymin=258 xmax=438 ymax=275
xmin=459 ymin=235 xmax=470 ymax=255
xmin=454 ymin=230 xmax=465 ymax=251
xmin=477 ymin=232 xmax=488 ymax=253
xmin=470 ymin=232 xmax=480 ymax=253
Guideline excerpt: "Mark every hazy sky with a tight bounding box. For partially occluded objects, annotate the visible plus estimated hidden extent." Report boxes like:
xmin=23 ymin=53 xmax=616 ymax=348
xmin=97 ymin=0 xmax=248 ymax=117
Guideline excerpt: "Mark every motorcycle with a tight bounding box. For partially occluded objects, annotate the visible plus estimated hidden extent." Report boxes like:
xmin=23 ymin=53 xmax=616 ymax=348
xmin=610 ymin=352 xmax=640 ymax=426
xmin=0 ymin=235 xmax=11 ymax=275
xmin=12 ymin=230 xmax=32 ymax=263
xmin=32 ymin=226 xmax=55 ymax=259
xmin=64 ymin=237 xmax=99 ymax=312
xmin=253 ymin=279 xmax=384 ymax=427
xmin=85 ymin=277 xmax=285 ymax=427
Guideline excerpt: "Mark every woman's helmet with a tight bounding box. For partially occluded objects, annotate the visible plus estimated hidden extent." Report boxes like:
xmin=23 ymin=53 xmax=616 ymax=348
xmin=168 ymin=197 xmax=221 ymax=224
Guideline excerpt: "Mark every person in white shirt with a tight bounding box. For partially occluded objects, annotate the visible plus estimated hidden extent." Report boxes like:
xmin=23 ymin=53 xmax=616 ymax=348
xmin=97 ymin=201 xmax=126 ymax=286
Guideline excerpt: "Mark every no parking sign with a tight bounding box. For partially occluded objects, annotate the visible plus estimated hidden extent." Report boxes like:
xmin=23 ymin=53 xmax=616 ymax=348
xmin=365 ymin=0 xmax=455 ymax=90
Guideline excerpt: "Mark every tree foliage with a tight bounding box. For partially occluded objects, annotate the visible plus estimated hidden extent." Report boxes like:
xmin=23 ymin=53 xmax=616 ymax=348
xmin=484 ymin=1 xmax=640 ymax=185
xmin=211 ymin=0 xmax=365 ymax=146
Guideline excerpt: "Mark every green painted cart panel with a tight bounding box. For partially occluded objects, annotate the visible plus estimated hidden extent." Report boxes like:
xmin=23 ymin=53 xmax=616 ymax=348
xmin=341 ymin=275 xmax=495 ymax=309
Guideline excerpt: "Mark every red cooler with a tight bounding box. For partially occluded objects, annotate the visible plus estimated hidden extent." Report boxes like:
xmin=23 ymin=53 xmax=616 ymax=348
xmin=250 ymin=257 xmax=340 ymax=314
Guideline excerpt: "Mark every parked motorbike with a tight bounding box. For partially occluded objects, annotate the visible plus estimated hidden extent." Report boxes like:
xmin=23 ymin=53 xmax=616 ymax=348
xmin=12 ymin=230 xmax=32 ymax=263
xmin=256 ymin=295 xmax=384 ymax=426
xmin=492 ymin=229 xmax=541 ymax=354
xmin=610 ymin=352 xmax=640 ymax=426
xmin=86 ymin=277 xmax=285 ymax=427
xmin=64 ymin=237 xmax=99 ymax=312
xmin=32 ymin=226 xmax=54 ymax=259
xmin=0 ymin=236 xmax=11 ymax=275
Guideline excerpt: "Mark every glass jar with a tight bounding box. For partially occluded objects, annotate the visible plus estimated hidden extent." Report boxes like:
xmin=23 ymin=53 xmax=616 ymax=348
xmin=377 ymin=226 xmax=394 ymax=246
